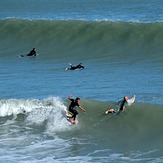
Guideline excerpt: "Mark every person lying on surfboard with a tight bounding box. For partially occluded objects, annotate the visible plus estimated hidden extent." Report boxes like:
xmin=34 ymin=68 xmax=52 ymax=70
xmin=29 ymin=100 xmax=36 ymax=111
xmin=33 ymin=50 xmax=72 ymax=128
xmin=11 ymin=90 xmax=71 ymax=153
xmin=105 ymin=96 xmax=129 ymax=114
xmin=67 ymin=94 xmax=86 ymax=124
xmin=66 ymin=63 xmax=84 ymax=70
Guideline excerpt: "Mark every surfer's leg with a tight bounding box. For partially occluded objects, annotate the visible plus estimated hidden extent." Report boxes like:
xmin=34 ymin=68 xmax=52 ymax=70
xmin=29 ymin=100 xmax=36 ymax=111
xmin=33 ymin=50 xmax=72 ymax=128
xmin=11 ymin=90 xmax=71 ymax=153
xmin=109 ymin=109 xmax=115 ymax=113
xmin=69 ymin=109 xmax=78 ymax=120
xmin=105 ymin=109 xmax=115 ymax=114
xmin=69 ymin=63 xmax=75 ymax=69
xmin=72 ymin=110 xmax=78 ymax=120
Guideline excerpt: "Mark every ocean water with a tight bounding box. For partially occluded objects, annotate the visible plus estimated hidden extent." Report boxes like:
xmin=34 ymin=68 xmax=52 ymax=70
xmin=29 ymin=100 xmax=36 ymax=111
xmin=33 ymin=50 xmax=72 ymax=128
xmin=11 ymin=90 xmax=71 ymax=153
xmin=0 ymin=0 xmax=163 ymax=162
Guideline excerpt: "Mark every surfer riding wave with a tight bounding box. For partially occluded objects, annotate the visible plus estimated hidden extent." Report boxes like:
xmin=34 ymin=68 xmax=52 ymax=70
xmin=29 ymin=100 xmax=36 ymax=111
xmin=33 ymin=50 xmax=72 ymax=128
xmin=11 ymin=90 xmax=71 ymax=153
xmin=67 ymin=94 xmax=86 ymax=124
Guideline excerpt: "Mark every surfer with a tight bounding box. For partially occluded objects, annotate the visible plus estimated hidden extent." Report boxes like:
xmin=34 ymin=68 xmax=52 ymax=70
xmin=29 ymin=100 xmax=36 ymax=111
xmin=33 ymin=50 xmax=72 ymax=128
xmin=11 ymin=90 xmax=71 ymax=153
xmin=66 ymin=63 xmax=84 ymax=70
xmin=20 ymin=48 xmax=36 ymax=57
xmin=27 ymin=48 xmax=36 ymax=57
xmin=105 ymin=96 xmax=129 ymax=114
xmin=67 ymin=94 xmax=86 ymax=124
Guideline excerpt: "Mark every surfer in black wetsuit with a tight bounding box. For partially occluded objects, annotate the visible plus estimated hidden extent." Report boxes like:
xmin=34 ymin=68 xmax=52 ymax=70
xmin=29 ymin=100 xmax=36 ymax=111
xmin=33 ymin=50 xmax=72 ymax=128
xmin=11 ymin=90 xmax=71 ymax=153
xmin=20 ymin=48 xmax=36 ymax=58
xmin=27 ymin=48 xmax=36 ymax=57
xmin=66 ymin=63 xmax=84 ymax=70
xmin=105 ymin=96 xmax=129 ymax=114
xmin=68 ymin=94 xmax=86 ymax=124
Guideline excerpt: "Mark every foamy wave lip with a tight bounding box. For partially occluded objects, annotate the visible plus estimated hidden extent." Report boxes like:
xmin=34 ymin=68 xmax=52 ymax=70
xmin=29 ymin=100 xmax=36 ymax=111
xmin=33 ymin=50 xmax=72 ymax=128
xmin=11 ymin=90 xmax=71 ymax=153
xmin=1 ymin=17 xmax=162 ymax=24
xmin=24 ymin=96 xmax=73 ymax=132
xmin=0 ymin=96 xmax=72 ymax=132
xmin=0 ymin=99 xmax=32 ymax=117
xmin=0 ymin=97 xmax=67 ymax=117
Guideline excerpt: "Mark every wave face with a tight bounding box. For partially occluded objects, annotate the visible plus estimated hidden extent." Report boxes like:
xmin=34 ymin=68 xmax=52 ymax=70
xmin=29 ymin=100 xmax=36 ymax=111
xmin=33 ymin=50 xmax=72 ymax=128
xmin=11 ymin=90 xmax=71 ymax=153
xmin=0 ymin=97 xmax=163 ymax=162
xmin=0 ymin=19 xmax=163 ymax=64
xmin=0 ymin=97 xmax=163 ymax=144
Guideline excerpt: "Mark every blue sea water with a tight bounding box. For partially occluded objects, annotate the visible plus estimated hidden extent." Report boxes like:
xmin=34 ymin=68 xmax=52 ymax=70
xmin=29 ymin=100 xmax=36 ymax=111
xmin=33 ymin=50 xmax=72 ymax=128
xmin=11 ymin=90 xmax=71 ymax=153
xmin=0 ymin=0 xmax=163 ymax=162
xmin=0 ymin=0 xmax=163 ymax=22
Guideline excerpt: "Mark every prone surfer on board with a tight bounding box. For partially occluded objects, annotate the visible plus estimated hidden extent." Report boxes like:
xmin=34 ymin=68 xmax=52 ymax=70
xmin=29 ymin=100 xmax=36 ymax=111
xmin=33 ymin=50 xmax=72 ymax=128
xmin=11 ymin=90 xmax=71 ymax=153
xmin=105 ymin=96 xmax=129 ymax=114
xmin=66 ymin=63 xmax=84 ymax=70
xmin=67 ymin=94 xmax=86 ymax=124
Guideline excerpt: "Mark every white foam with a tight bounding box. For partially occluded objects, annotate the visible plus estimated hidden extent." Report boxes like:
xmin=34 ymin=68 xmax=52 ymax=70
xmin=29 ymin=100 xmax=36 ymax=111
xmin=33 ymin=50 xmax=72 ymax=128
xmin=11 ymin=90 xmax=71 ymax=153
xmin=25 ymin=96 xmax=73 ymax=132
xmin=0 ymin=98 xmax=33 ymax=117
xmin=0 ymin=96 xmax=75 ymax=132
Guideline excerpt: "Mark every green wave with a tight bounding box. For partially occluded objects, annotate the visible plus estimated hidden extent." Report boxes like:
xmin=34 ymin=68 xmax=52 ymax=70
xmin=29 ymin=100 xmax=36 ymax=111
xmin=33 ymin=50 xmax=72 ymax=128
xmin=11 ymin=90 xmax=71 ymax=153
xmin=0 ymin=18 xmax=163 ymax=63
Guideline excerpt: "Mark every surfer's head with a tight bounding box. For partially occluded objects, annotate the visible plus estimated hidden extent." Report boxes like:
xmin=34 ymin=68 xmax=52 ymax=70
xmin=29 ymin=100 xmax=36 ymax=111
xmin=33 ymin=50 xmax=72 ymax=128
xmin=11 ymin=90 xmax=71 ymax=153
xmin=124 ymin=96 xmax=128 ymax=100
xmin=75 ymin=97 xmax=80 ymax=102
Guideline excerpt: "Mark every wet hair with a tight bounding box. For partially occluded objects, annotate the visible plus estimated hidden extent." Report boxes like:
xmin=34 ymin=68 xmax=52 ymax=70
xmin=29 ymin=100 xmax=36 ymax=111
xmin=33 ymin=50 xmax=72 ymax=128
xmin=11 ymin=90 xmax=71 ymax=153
xmin=124 ymin=96 xmax=128 ymax=101
xmin=75 ymin=97 xmax=80 ymax=101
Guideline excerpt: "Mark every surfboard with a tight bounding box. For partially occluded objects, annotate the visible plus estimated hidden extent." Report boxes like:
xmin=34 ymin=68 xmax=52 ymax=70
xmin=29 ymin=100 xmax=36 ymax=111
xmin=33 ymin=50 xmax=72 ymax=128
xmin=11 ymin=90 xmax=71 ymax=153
xmin=66 ymin=111 xmax=76 ymax=124
xmin=18 ymin=53 xmax=39 ymax=58
xmin=66 ymin=111 xmax=73 ymax=118
xmin=127 ymin=95 xmax=136 ymax=106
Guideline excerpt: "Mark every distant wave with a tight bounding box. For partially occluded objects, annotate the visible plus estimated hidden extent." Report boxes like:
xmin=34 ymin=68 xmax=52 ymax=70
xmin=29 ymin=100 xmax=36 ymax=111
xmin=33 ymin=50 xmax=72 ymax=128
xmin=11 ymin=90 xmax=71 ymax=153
xmin=0 ymin=18 xmax=163 ymax=64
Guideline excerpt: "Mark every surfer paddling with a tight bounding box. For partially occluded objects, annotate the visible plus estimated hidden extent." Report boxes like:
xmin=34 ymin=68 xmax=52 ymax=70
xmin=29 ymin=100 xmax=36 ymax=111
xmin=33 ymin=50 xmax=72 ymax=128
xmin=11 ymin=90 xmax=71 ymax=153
xmin=27 ymin=48 xmax=36 ymax=57
xmin=67 ymin=94 xmax=86 ymax=124
xmin=105 ymin=95 xmax=136 ymax=114
xmin=66 ymin=63 xmax=84 ymax=70
xmin=20 ymin=48 xmax=36 ymax=57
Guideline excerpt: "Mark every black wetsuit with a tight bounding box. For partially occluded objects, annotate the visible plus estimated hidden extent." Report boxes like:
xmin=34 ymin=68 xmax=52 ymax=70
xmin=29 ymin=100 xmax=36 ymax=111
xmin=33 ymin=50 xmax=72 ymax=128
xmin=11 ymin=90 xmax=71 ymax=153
xmin=69 ymin=99 xmax=79 ymax=120
xmin=27 ymin=49 xmax=36 ymax=56
xmin=69 ymin=64 xmax=84 ymax=70
xmin=119 ymin=99 xmax=127 ymax=111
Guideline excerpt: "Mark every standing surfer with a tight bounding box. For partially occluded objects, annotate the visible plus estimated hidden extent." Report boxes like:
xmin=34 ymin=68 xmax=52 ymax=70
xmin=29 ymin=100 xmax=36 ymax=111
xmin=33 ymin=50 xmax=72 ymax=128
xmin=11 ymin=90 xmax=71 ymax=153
xmin=67 ymin=94 xmax=86 ymax=124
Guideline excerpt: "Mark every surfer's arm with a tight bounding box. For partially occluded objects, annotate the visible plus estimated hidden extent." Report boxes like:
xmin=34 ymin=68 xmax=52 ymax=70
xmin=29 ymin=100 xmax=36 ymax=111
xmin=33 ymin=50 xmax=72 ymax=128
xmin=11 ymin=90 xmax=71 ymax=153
xmin=33 ymin=51 xmax=36 ymax=56
xmin=121 ymin=105 xmax=125 ymax=112
xmin=78 ymin=105 xmax=86 ymax=112
xmin=68 ymin=94 xmax=71 ymax=100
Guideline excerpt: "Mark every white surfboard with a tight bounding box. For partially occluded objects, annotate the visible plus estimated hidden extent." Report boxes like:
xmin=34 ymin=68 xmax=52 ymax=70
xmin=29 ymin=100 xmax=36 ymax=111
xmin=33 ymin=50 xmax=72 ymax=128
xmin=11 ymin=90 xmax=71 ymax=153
xmin=66 ymin=111 xmax=73 ymax=118
xmin=127 ymin=95 xmax=136 ymax=106
xmin=65 ymin=111 xmax=77 ymax=124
